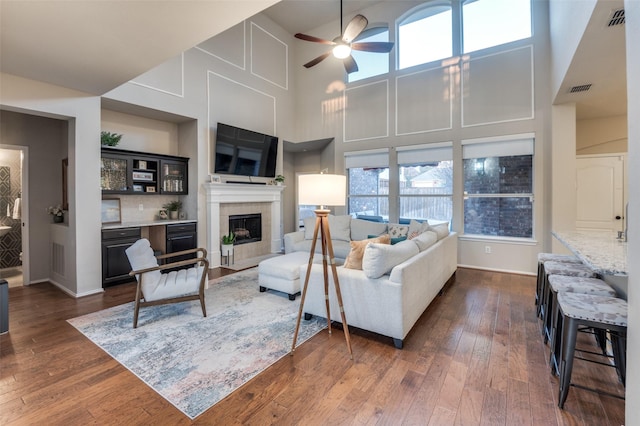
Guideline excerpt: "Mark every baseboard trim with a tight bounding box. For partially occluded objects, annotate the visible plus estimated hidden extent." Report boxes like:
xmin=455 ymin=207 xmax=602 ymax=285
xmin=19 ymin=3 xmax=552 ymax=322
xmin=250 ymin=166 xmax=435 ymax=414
xmin=457 ymin=264 xmax=536 ymax=277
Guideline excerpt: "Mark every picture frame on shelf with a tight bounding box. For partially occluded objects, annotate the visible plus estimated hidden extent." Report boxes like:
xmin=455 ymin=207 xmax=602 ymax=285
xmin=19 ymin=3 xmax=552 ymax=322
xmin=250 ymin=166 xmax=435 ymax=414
xmin=101 ymin=198 xmax=121 ymax=224
xmin=133 ymin=171 xmax=154 ymax=181
xmin=133 ymin=184 xmax=143 ymax=192
xmin=138 ymin=160 xmax=147 ymax=170
xmin=146 ymin=186 xmax=156 ymax=193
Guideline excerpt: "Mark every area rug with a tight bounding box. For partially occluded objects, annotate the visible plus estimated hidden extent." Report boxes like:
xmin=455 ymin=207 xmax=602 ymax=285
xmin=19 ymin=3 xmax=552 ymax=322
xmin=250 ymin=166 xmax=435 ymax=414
xmin=67 ymin=268 xmax=325 ymax=419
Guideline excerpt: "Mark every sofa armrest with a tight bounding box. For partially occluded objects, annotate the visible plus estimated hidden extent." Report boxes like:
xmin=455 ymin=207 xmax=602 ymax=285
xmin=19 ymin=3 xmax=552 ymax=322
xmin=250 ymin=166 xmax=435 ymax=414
xmin=284 ymin=231 xmax=305 ymax=253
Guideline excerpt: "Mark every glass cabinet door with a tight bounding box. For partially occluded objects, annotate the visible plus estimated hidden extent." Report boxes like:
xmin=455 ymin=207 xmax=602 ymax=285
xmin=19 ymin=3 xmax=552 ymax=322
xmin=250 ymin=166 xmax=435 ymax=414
xmin=161 ymin=160 xmax=187 ymax=194
xmin=101 ymin=156 xmax=128 ymax=192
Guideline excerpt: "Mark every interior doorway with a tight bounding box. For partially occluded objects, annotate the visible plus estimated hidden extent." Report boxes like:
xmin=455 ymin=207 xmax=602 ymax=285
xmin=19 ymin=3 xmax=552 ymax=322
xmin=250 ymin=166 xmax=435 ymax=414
xmin=0 ymin=145 xmax=29 ymax=287
xmin=576 ymin=154 xmax=626 ymax=232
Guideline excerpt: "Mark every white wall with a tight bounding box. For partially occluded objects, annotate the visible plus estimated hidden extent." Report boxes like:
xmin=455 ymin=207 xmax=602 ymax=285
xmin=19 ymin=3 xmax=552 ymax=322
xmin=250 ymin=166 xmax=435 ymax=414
xmin=624 ymin=0 xmax=639 ymax=419
xmin=0 ymin=73 xmax=102 ymax=296
xmin=577 ymin=115 xmax=628 ymax=155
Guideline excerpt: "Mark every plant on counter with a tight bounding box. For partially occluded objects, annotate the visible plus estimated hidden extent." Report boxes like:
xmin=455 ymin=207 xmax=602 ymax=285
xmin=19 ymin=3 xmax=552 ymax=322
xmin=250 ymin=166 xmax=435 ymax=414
xmin=101 ymin=131 xmax=123 ymax=147
xmin=163 ymin=200 xmax=183 ymax=212
xmin=221 ymin=231 xmax=236 ymax=245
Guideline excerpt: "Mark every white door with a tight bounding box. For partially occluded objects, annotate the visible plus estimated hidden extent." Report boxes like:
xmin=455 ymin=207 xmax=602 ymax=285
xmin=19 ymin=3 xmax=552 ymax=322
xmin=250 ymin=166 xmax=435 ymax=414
xmin=576 ymin=155 xmax=625 ymax=232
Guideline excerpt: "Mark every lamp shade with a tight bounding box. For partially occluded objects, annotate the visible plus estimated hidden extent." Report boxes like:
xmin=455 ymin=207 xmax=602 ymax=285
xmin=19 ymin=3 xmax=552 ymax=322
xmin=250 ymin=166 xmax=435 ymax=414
xmin=298 ymin=174 xmax=346 ymax=207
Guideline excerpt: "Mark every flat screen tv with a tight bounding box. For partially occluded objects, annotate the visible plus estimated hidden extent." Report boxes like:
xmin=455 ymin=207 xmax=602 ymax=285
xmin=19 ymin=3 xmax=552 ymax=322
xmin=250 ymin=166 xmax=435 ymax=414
xmin=214 ymin=123 xmax=278 ymax=178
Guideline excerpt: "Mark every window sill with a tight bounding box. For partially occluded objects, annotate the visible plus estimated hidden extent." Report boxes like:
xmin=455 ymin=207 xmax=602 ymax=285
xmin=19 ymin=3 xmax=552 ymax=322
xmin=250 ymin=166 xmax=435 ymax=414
xmin=458 ymin=234 xmax=538 ymax=246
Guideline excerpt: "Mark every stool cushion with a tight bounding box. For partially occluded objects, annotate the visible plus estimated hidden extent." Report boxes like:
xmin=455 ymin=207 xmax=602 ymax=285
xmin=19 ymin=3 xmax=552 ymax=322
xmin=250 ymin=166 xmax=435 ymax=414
xmin=557 ymin=293 xmax=627 ymax=327
xmin=258 ymin=252 xmax=310 ymax=281
xmin=543 ymin=261 xmax=596 ymax=278
xmin=537 ymin=253 xmax=582 ymax=264
xmin=548 ymin=275 xmax=616 ymax=296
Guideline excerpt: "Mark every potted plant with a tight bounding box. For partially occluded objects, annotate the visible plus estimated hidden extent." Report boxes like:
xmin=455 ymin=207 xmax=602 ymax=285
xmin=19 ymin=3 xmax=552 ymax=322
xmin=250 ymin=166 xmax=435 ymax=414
xmin=47 ymin=205 xmax=64 ymax=223
xmin=274 ymin=174 xmax=285 ymax=186
xmin=101 ymin=131 xmax=123 ymax=147
xmin=221 ymin=231 xmax=235 ymax=259
xmin=163 ymin=200 xmax=182 ymax=220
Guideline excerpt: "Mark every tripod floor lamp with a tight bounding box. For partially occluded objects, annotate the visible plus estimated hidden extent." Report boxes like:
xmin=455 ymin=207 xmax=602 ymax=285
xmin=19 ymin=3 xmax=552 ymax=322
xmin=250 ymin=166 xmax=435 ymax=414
xmin=291 ymin=173 xmax=353 ymax=359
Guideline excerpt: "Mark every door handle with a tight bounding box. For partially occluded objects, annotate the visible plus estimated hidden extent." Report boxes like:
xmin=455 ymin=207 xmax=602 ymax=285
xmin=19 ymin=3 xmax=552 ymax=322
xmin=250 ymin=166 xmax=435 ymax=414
xmin=615 ymin=216 xmax=622 ymax=220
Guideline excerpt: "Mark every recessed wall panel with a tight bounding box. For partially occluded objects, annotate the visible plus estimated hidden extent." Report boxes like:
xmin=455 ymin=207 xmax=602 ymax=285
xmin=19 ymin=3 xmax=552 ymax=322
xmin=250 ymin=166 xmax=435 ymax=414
xmin=251 ymin=23 xmax=288 ymax=90
xmin=197 ymin=22 xmax=245 ymax=69
xmin=131 ymin=54 xmax=183 ymax=96
xmin=207 ymin=72 xmax=276 ymax=172
xmin=396 ymin=66 xmax=452 ymax=135
xmin=344 ymin=80 xmax=388 ymax=142
xmin=462 ymin=46 xmax=534 ymax=126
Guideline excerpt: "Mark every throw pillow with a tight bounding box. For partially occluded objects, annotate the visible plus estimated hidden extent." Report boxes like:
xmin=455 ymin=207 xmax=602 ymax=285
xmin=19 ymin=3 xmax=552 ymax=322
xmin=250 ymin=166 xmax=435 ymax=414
xmin=351 ymin=218 xmax=388 ymax=241
xmin=303 ymin=214 xmax=352 ymax=242
xmin=368 ymin=234 xmax=406 ymax=245
xmin=343 ymin=234 xmax=391 ymax=270
xmin=362 ymin=239 xmax=419 ymax=279
xmin=429 ymin=222 xmax=450 ymax=240
xmin=407 ymin=219 xmax=430 ymax=239
xmin=412 ymin=230 xmax=438 ymax=251
xmin=388 ymin=224 xmax=409 ymax=239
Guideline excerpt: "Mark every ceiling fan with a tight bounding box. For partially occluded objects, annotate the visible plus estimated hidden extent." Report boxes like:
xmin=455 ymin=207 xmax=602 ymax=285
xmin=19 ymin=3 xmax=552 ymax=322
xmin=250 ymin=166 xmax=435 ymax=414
xmin=295 ymin=0 xmax=395 ymax=74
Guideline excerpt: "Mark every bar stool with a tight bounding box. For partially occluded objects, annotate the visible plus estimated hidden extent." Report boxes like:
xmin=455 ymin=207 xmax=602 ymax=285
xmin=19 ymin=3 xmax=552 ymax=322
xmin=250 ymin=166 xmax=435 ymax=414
xmin=546 ymin=275 xmax=617 ymax=376
xmin=556 ymin=292 xmax=627 ymax=408
xmin=540 ymin=261 xmax=598 ymax=342
xmin=536 ymin=253 xmax=582 ymax=317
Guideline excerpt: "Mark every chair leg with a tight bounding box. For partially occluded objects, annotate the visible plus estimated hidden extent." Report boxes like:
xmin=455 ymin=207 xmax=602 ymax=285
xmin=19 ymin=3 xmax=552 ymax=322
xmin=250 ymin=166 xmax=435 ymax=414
xmin=611 ymin=331 xmax=626 ymax=386
xmin=199 ymin=293 xmax=207 ymax=317
xmin=133 ymin=279 xmax=142 ymax=328
xmin=559 ymin=317 xmax=578 ymax=408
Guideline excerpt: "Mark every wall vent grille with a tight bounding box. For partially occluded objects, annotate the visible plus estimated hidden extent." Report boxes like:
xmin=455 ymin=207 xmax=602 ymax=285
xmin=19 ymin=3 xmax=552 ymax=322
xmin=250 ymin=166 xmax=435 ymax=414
xmin=570 ymin=84 xmax=592 ymax=93
xmin=608 ymin=9 xmax=625 ymax=27
xmin=52 ymin=242 xmax=65 ymax=276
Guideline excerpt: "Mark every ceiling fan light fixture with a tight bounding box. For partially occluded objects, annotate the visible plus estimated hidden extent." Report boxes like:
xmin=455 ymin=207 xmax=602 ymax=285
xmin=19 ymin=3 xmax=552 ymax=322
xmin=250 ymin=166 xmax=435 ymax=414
xmin=333 ymin=44 xmax=352 ymax=59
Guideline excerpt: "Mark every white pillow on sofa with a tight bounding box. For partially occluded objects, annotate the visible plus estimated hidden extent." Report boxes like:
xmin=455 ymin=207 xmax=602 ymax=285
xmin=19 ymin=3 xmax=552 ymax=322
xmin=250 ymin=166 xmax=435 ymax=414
xmin=412 ymin=230 xmax=438 ymax=251
xmin=350 ymin=218 xmax=388 ymax=241
xmin=362 ymin=239 xmax=419 ymax=279
xmin=429 ymin=222 xmax=450 ymax=240
xmin=303 ymin=215 xmax=352 ymax=242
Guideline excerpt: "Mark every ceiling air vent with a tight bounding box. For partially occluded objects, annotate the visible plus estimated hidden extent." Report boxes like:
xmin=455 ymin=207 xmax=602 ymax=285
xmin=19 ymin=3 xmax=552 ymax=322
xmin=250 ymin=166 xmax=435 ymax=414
xmin=570 ymin=84 xmax=592 ymax=93
xmin=608 ymin=9 xmax=625 ymax=27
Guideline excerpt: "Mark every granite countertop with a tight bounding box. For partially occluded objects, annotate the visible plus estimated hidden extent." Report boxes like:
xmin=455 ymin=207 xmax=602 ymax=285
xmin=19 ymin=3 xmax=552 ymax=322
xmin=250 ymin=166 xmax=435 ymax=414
xmin=102 ymin=219 xmax=197 ymax=230
xmin=552 ymin=230 xmax=627 ymax=276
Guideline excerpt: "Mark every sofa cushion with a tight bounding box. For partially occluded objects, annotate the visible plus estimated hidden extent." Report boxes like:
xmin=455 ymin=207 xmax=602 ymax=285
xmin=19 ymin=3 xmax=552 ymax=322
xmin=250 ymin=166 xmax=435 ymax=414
xmin=368 ymin=235 xmax=406 ymax=245
xmin=412 ymin=230 xmax=438 ymax=251
xmin=303 ymin=214 xmax=352 ymax=242
xmin=362 ymin=239 xmax=419 ymax=279
xmin=344 ymin=234 xmax=391 ymax=270
xmin=387 ymin=224 xmax=409 ymax=239
xmin=350 ymin=218 xmax=388 ymax=241
xmin=407 ymin=219 xmax=430 ymax=239
xmin=429 ymin=222 xmax=450 ymax=240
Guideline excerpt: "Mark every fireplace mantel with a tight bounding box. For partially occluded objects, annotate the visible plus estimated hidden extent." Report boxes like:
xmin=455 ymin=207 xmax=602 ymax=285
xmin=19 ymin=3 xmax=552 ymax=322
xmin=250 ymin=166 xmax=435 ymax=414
xmin=204 ymin=183 xmax=284 ymax=267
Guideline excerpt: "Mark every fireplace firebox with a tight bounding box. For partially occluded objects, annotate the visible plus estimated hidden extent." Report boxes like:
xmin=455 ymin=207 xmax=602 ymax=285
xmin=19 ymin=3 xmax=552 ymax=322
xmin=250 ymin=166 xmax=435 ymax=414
xmin=229 ymin=214 xmax=262 ymax=245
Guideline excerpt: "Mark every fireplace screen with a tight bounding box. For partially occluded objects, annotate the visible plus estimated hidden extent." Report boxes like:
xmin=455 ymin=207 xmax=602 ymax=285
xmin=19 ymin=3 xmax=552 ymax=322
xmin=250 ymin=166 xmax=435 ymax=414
xmin=229 ymin=213 xmax=262 ymax=245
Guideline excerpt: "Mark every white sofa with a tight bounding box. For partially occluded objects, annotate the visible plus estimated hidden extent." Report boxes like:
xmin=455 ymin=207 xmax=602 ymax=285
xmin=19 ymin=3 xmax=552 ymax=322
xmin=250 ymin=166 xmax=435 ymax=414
xmin=298 ymin=228 xmax=458 ymax=349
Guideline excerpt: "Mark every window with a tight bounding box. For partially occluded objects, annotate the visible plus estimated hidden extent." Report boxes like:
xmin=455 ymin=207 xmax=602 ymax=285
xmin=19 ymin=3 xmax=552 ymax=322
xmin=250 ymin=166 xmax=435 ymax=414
xmin=346 ymin=149 xmax=389 ymax=221
xmin=398 ymin=2 xmax=452 ymax=70
xmin=348 ymin=27 xmax=390 ymax=83
xmin=397 ymin=143 xmax=453 ymax=222
xmin=462 ymin=136 xmax=534 ymax=238
xmin=462 ymin=0 xmax=532 ymax=54
xmin=398 ymin=0 xmax=531 ymax=70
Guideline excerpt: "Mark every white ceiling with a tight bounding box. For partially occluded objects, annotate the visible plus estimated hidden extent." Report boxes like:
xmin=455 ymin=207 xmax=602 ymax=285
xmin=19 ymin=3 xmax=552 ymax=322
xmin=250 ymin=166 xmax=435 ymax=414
xmin=0 ymin=0 xmax=628 ymax=120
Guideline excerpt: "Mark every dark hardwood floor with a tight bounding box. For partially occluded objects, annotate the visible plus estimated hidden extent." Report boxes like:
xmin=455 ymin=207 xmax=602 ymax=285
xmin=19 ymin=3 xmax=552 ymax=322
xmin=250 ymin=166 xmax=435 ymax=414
xmin=0 ymin=267 xmax=625 ymax=425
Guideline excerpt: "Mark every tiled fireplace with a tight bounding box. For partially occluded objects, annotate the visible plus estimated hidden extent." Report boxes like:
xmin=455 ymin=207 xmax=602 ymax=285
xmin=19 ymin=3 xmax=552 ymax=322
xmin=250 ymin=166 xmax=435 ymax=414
xmin=204 ymin=183 xmax=284 ymax=267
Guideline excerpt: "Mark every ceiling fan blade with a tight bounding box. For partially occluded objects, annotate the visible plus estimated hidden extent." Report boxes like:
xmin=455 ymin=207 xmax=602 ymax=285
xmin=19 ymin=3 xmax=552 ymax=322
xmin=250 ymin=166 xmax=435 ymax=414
xmin=342 ymin=14 xmax=368 ymax=44
xmin=304 ymin=51 xmax=332 ymax=68
xmin=295 ymin=33 xmax=335 ymax=45
xmin=343 ymin=55 xmax=358 ymax=74
xmin=351 ymin=41 xmax=395 ymax=53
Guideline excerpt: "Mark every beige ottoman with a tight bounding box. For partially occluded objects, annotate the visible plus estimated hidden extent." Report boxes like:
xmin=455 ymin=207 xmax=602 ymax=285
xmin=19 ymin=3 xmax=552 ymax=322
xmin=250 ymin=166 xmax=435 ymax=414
xmin=258 ymin=252 xmax=312 ymax=301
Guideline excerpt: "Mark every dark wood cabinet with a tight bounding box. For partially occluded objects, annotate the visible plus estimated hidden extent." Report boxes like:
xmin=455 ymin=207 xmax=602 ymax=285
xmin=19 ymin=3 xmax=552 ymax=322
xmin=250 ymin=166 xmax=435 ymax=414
xmin=101 ymin=147 xmax=188 ymax=195
xmin=166 ymin=223 xmax=197 ymax=264
xmin=101 ymin=227 xmax=141 ymax=287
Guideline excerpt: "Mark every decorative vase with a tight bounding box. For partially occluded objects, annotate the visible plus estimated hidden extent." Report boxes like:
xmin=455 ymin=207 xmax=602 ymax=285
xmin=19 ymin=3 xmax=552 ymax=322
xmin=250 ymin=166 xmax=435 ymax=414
xmin=53 ymin=214 xmax=64 ymax=223
xmin=169 ymin=210 xmax=179 ymax=220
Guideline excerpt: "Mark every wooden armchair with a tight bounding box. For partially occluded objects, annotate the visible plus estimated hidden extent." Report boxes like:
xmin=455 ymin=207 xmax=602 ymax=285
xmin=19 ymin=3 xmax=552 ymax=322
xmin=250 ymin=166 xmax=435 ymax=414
xmin=125 ymin=238 xmax=209 ymax=328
